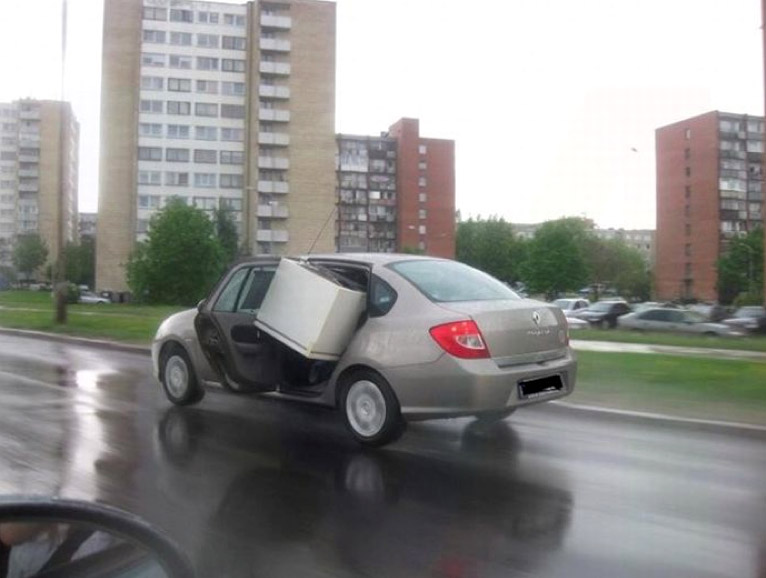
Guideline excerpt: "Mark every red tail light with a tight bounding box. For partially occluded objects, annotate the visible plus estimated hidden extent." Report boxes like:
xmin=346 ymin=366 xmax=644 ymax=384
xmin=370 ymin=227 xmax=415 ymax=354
xmin=429 ymin=320 xmax=491 ymax=359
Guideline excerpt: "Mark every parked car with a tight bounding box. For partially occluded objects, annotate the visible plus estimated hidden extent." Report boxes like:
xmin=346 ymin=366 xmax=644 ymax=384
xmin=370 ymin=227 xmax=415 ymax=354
xmin=575 ymin=300 xmax=632 ymax=328
xmin=630 ymin=301 xmax=680 ymax=313
xmin=152 ymin=255 xmax=577 ymax=447
xmin=617 ymin=308 xmax=745 ymax=336
xmin=78 ymin=290 xmax=111 ymax=304
xmin=723 ymin=306 xmax=766 ymax=334
xmin=552 ymin=298 xmax=590 ymax=313
xmin=564 ymin=316 xmax=589 ymax=330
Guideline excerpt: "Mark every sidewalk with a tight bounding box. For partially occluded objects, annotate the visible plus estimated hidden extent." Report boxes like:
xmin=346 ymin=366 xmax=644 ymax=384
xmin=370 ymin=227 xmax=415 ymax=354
xmin=571 ymin=339 xmax=766 ymax=362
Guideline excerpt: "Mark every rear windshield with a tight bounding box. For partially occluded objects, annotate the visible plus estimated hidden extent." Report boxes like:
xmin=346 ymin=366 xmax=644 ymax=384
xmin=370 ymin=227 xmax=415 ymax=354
xmin=389 ymin=260 xmax=520 ymax=303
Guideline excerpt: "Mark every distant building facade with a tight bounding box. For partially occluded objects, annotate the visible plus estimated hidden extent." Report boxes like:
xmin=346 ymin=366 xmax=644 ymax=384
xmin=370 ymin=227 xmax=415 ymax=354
xmin=336 ymin=119 xmax=456 ymax=257
xmin=593 ymin=228 xmax=655 ymax=267
xmin=79 ymin=212 xmax=97 ymax=240
xmin=0 ymin=99 xmax=79 ymax=268
xmin=655 ymin=111 xmax=764 ymax=302
xmin=97 ymin=0 xmax=337 ymax=291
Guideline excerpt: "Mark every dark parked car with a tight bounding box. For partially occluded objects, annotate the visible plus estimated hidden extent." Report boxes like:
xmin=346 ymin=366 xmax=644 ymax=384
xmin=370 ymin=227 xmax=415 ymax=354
xmin=723 ymin=306 xmax=766 ymax=334
xmin=575 ymin=300 xmax=632 ymax=328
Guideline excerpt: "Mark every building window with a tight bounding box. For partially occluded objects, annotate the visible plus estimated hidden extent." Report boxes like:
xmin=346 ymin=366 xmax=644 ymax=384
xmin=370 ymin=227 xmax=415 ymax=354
xmin=138 ymin=171 xmax=161 ymax=185
xmin=685 ymin=223 xmax=691 ymax=236
xmin=166 ymin=148 xmax=190 ymax=162
xmin=167 ymin=101 xmax=191 ymax=116
xmin=684 ymin=148 xmax=690 ymax=160
xmin=419 ymin=209 xmax=427 ymax=219
xmin=165 ymin=172 xmax=189 ymax=186
xmin=140 ymin=76 xmax=164 ymax=90
xmin=223 ymin=13 xmax=246 ymax=26
xmin=196 ymin=80 xmax=218 ymax=94
xmin=418 ymin=144 xmax=427 ymax=155
xmin=221 ymin=128 xmax=243 ymax=142
xmin=138 ymin=147 xmax=162 ymax=161
xmin=684 ymin=244 xmax=691 ymax=257
xmin=194 ymin=173 xmax=217 ymax=188
xmin=220 ymin=198 xmax=242 ymax=211
xmin=685 ymin=185 xmax=691 ymax=199
xmin=139 ymin=123 xmax=163 ymax=137
xmin=141 ymin=52 xmax=165 ymax=67
xmin=169 ymin=55 xmax=192 ymax=69
xmin=142 ymin=29 xmax=166 ymax=43
xmin=222 ymin=36 xmax=246 ymax=50
xmin=685 ymin=128 xmax=691 ymax=140
xmin=220 ymin=174 xmax=244 ymax=188
xmin=138 ymin=194 xmax=161 ymax=209
xmin=221 ymin=104 xmax=245 ymax=119
xmin=685 ymin=167 xmax=691 ymax=177
xmin=143 ymin=7 xmax=167 ymax=21
xmin=418 ymin=161 xmax=427 ymax=170
xmin=684 ymin=204 xmax=690 ymax=217
xmin=222 ymin=59 xmax=246 ymax=72
xmin=195 ymin=126 xmax=218 ymax=141
xmin=169 ymin=32 xmax=192 ymax=46
xmin=418 ymin=176 xmax=427 ymax=187
xmin=167 ymin=124 xmax=190 ymax=139
xmin=222 ymin=82 xmax=246 ymax=96
xmin=418 ymin=225 xmax=426 ymax=235
xmin=197 ymin=57 xmax=219 ymax=71
xmin=194 ymin=149 xmax=217 ymax=164
xmin=220 ymin=151 xmax=244 ymax=165
xmin=419 ymin=193 xmax=427 ymax=203
xmin=195 ymin=103 xmax=218 ymax=117
xmin=197 ymin=34 xmax=220 ymax=48
xmin=168 ymin=78 xmax=191 ymax=92
xmin=169 ymin=9 xmax=193 ymax=22
xmin=198 ymin=11 xmax=219 ymax=24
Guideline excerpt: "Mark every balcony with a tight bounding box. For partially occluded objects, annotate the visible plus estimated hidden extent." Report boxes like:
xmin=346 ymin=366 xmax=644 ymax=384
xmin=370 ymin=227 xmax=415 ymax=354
xmin=257 ymin=180 xmax=289 ymax=194
xmin=260 ymin=14 xmax=292 ymax=29
xmin=258 ymin=156 xmax=289 ymax=170
xmin=260 ymin=38 xmax=291 ymax=52
xmin=256 ymin=229 xmax=289 ymax=243
xmin=18 ymin=108 xmax=40 ymax=120
xmin=18 ymin=139 xmax=40 ymax=149
xmin=258 ymin=131 xmax=290 ymax=146
xmin=257 ymin=203 xmax=289 ymax=218
xmin=259 ymin=61 xmax=291 ymax=76
xmin=18 ymin=182 xmax=39 ymax=192
xmin=18 ymin=169 xmax=39 ymax=178
xmin=259 ymin=108 xmax=290 ymax=122
xmin=259 ymin=85 xmax=290 ymax=99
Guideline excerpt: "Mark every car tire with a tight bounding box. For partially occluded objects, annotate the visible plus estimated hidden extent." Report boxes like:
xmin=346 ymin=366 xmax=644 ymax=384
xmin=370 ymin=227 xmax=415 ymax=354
xmin=339 ymin=369 xmax=405 ymax=447
xmin=473 ymin=408 xmax=516 ymax=424
xmin=160 ymin=344 xmax=205 ymax=406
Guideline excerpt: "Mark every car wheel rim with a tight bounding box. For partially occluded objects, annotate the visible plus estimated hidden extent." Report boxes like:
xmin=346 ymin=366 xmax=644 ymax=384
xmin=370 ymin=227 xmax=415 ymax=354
xmin=346 ymin=380 xmax=387 ymax=438
xmin=165 ymin=356 xmax=189 ymax=398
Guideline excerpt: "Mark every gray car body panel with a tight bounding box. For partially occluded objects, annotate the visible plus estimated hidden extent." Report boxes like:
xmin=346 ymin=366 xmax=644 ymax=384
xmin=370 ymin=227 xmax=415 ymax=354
xmin=152 ymin=254 xmax=578 ymax=418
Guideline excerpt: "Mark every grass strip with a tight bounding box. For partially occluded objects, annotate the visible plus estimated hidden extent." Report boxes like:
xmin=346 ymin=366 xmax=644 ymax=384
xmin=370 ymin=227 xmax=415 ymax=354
xmin=572 ymin=328 xmax=766 ymax=353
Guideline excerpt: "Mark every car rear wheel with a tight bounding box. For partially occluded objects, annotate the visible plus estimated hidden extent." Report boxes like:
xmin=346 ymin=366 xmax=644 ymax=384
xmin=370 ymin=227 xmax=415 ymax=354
xmin=161 ymin=344 xmax=205 ymax=406
xmin=340 ymin=370 xmax=405 ymax=447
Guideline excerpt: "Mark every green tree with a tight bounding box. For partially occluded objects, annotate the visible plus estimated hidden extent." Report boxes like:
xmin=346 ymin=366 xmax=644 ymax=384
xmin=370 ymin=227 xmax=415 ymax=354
xmin=586 ymin=237 xmax=650 ymax=301
xmin=520 ymin=218 xmax=592 ymax=299
xmin=215 ymin=208 xmax=240 ymax=265
xmin=717 ymin=227 xmax=763 ymax=305
xmin=12 ymin=234 xmax=48 ymax=281
xmin=456 ymin=216 xmax=524 ymax=282
xmin=126 ymin=200 xmax=225 ymax=305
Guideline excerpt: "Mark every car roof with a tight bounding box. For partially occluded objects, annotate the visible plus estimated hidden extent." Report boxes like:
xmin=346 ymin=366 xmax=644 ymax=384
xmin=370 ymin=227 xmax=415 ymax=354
xmin=237 ymin=253 xmax=449 ymax=267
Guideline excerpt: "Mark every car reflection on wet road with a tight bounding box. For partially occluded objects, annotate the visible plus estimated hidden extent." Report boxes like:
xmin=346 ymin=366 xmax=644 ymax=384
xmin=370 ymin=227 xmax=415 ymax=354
xmin=0 ymin=333 xmax=765 ymax=577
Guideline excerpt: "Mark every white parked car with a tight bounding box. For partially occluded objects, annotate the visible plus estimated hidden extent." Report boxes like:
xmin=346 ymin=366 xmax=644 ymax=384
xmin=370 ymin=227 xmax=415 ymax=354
xmin=78 ymin=291 xmax=111 ymax=305
xmin=617 ymin=308 xmax=744 ymax=337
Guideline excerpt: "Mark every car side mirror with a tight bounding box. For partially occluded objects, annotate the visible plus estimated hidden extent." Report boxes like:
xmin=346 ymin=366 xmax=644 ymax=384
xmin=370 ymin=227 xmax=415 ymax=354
xmin=0 ymin=497 xmax=194 ymax=577
xmin=197 ymin=299 xmax=206 ymax=313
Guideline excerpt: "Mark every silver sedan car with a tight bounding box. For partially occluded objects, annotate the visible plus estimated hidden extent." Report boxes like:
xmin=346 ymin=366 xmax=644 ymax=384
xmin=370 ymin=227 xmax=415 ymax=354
xmin=152 ymin=254 xmax=577 ymax=447
xmin=617 ymin=308 xmax=745 ymax=336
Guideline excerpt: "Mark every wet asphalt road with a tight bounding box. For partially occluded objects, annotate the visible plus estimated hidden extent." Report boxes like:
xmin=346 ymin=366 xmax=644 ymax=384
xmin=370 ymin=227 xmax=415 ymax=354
xmin=0 ymin=334 xmax=765 ymax=578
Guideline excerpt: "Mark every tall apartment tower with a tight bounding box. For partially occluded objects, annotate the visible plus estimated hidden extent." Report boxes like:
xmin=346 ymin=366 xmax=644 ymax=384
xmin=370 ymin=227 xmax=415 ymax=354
xmin=0 ymin=100 xmax=79 ymax=269
xmin=336 ymin=119 xmax=456 ymax=257
xmin=97 ymin=0 xmax=336 ymax=291
xmin=656 ymin=111 xmax=764 ymax=302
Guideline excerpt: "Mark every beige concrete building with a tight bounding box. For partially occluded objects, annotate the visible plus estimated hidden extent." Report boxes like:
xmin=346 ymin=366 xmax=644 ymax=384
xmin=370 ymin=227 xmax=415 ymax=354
xmin=97 ymin=0 xmax=336 ymax=291
xmin=0 ymin=99 xmax=79 ymax=271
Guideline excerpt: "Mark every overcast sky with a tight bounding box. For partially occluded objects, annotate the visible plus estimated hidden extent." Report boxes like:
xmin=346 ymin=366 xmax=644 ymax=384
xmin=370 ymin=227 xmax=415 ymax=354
xmin=0 ymin=0 xmax=763 ymax=229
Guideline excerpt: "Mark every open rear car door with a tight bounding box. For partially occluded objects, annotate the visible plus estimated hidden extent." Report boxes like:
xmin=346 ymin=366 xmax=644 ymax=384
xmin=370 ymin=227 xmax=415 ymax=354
xmin=194 ymin=260 xmax=281 ymax=392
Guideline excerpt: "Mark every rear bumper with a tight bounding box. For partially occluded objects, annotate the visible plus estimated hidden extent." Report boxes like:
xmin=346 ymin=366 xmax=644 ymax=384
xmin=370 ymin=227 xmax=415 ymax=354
xmin=385 ymin=348 xmax=577 ymax=420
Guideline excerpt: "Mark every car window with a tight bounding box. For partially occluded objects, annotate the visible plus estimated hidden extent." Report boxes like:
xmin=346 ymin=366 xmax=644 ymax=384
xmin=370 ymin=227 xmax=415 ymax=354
xmin=667 ymin=310 xmax=685 ymax=323
xmin=237 ymin=267 xmax=276 ymax=313
xmin=368 ymin=275 xmax=397 ymax=318
xmin=639 ymin=310 xmax=662 ymax=321
xmin=389 ymin=260 xmax=519 ymax=303
xmin=213 ymin=267 xmax=250 ymax=312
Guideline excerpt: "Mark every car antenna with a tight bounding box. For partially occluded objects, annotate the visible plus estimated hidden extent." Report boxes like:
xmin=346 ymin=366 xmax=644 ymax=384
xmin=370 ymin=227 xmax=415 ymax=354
xmin=307 ymin=205 xmax=337 ymax=255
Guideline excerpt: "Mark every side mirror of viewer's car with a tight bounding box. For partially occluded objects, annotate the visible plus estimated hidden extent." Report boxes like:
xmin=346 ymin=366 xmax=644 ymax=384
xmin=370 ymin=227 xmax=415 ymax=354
xmin=196 ymin=299 xmax=206 ymax=313
xmin=0 ymin=496 xmax=194 ymax=577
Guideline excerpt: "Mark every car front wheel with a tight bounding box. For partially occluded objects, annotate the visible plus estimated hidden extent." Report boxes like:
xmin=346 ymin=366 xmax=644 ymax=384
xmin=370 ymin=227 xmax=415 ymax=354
xmin=161 ymin=344 xmax=205 ymax=406
xmin=340 ymin=370 xmax=405 ymax=447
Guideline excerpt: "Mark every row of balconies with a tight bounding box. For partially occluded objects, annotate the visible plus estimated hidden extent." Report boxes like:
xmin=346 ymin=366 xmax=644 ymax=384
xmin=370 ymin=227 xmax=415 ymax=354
xmin=257 ymin=180 xmax=289 ymax=194
xmin=261 ymin=14 xmax=292 ymax=30
xmin=256 ymin=203 xmax=289 ymax=218
xmin=260 ymin=38 xmax=291 ymax=52
xmin=258 ymin=132 xmax=289 ymax=146
xmin=259 ymin=85 xmax=290 ymax=99
xmin=259 ymin=108 xmax=290 ymax=122
xmin=258 ymin=156 xmax=289 ymax=170
xmin=259 ymin=61 xmax=291 ymax=76
xmin=256 ymin=229 xmax=289 ymax=243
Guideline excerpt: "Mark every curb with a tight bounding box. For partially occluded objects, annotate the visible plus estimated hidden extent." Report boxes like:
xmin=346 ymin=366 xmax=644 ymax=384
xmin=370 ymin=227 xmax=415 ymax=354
xmin=550 ymin=400 xmax=766 ymax=438
xmin=0 ymin=327 xmax=151 ymax=356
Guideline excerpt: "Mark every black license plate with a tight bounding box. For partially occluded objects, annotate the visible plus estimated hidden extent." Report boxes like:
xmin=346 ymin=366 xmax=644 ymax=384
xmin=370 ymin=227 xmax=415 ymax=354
xmin=518 ymin=375 xmax=564 ymax=399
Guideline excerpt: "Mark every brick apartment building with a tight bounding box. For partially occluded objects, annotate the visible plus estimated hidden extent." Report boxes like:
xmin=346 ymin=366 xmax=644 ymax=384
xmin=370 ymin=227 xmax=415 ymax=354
xmin=97 ymin=0 xmax=336 ymax=292
xmin=655 ymin=111 xmax=764 ymax=302
xmin=336 ymin=118 xmax=456 ymax=258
